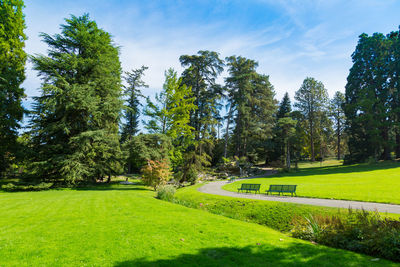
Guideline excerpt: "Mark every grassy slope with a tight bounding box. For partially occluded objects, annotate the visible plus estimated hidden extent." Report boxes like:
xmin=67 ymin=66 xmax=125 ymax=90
xmin=0 ymin=184 xmax=396 ymax=266
xmin=223 ymin=161 xmax=400 ymax=204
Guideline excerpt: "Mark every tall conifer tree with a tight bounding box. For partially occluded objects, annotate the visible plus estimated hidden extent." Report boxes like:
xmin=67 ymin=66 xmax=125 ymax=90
xmin=121 ymin=66 xmax=148 ymax=142
xmin=29 ymin=14 xmax=123 ymax=183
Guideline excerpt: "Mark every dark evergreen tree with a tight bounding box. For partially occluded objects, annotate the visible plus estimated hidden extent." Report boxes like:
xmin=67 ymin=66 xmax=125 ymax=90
xmin=121 ymin=66 xmax=147 ymax=142
xmin=225 ymin=56 xmax=276 ymax=161
xmin=277 ymin=92 xmax=292 ymax=119
xmin=269 ymin=92 xmax=292 ymax=164
xmin=29 ymin=14 xmax=123 ymax=183
xmin=344 ymin=33 xmax=393 ymax=162
xmin=179 ymin=50 xmax=224 ymax=168
xmin=0 ymin=0 xmax=27 ymax=175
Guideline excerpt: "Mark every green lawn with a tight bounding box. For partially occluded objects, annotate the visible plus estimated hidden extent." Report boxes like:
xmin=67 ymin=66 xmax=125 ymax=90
xmin=224 ymin=161 xmax=400 ymax=204
xmin=0 ymin=183 xmax=395 ymax=266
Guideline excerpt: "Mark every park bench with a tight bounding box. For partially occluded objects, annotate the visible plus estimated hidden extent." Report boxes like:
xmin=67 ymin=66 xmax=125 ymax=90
xmin=265 ymin=184 xmax=297 ymax=196
xmin=237 ymin=183 xmax=261 ymax=194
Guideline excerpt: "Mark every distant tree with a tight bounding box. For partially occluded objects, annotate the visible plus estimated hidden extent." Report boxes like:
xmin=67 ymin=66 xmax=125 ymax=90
xmin=144 ymin=68 xmax=196 ymax=173
xmin=330 ymin=91 xmax=346 ymax=160
xmin=0 ymin=0 xmax=27 ymax=175
xmin=121 ymin=66 xmax=148 ymax=142
xmin=277 ymin=92 xmax=292 ymax=119
xmin=123 ymin=133 xmax=172 ymax=173
xmin=277 ymin=117 xmax=296 ymax=169
xmin=29 ymin=14 xmax=123 ymax=183
xmin=179 ymin=51 xmax=225 ymax=169
xmin=270 ymin=93 xmax=292 ymax=164
xmin=295 ymin=77 xmax=329 ymax=161
xmin=225 ymin=56 xmax=276 ymax=162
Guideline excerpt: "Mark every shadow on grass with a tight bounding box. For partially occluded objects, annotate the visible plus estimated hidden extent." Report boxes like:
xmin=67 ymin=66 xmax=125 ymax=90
xmin=74 ymin=186 xmax=151 ymax=192
xmin=114 ymin=243 xmax=387 ymax=267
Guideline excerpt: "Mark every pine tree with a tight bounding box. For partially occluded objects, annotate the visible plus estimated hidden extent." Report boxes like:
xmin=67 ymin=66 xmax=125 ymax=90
xmin=270 ymin=93 xmax=292 ymax=164
xmin=121 ymin=66 xmax=148 ymax=142
xmin=29 ymin=14 xmax=123 ymax=183
xmin=277 ymin=92 xmax=292 ymax=119
xmin=294 ymin=77 xmax=329 ymax=161
xmin=0 ymin=0 xmax=27 ymax=175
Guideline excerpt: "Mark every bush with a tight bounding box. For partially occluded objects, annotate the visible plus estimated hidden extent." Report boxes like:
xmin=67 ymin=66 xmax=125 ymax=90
xmin=291 ymin=209 xmax=400 ymax=262
xmin=141 ymin=159 xmax=172 ymax=190
xmin=1 ymin=182 xmax=53 ymax=192
xmin=156 ymin=185 xmax=176 ymax=201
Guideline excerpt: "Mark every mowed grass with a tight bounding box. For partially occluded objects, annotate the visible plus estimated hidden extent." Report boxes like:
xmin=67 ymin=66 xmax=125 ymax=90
xmin=0 ymin=183 xmax=396 ymax=266
xmin=223 ymin=161 xmax=400 ymax=204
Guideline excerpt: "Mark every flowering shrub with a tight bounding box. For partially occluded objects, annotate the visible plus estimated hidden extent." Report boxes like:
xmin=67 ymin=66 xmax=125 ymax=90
xmin=141 ymin=159 xmax=171 ymax=190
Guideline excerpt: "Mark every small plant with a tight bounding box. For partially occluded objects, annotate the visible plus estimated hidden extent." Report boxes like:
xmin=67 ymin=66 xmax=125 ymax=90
xmin=156 ymin=185 xmax=176 ymax=201
xmin=141 ymin=159 xmax=172 ymax=190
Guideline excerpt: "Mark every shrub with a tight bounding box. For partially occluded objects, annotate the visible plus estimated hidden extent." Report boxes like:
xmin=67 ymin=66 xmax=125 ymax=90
xmin=1 ymin=182 xmax=53 ymax=192
xmin=141 ymin=159 xmax=172 ymax=190
xmin=156 ymin=185 xmax=176 ymax=201
xmin=291 ymin=209 xmax=400 ymax=262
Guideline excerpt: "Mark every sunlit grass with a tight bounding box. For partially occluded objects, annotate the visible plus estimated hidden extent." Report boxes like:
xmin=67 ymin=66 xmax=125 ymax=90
xmin=224 ymin=161 xmax=400 ymax=204
xmin=0 ymin=182 xmax=394 ymax=266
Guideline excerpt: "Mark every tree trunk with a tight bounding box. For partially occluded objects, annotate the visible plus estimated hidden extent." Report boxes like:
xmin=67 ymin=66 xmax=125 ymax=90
xmin=396 ymin=132 xmax=400 ymax=159
xmin=381 ymin=127 xmax=391 ymax=160
xmin=310 ymin=119 xmax=315 ymax=162
xmin=286 ymin=141 xmax=291 ymax=169
xmin=224 ymin=105 xmax=232 ymax=158
xmin=337 ymin=114 xmax=341 ymax=160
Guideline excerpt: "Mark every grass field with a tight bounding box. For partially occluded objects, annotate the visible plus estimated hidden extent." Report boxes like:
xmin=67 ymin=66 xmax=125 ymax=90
xmin=0 ymin=182 xmax=396 ymax=266
xmin=223 ymin=161 xmax=400 ymax=204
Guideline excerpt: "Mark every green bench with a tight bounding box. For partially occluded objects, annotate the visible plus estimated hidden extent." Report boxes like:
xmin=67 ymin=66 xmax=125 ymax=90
xmin=237 ymin=183 xmax=261 ymax=194
xmin=266 ymin=184 xmax=297 ymax=196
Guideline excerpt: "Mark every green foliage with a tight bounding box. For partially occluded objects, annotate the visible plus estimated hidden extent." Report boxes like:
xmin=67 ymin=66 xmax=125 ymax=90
xmin=123 ymin=133 xmax=172 ymax=172
xmin=1 ymin=182 xmax=53 ymax=192
xmin=292 ymin=210 xmax=400 ymax=262
xmin=28 ymin=14 xmax=123 ymax=183
xmin=156 ymin=184 xmax=176 ymax=201
xmin=0 ymin=0 xmax=27 ymax=175
xmin=294 ymin=77 xmax=330 ymax=161
xmin=225 ymin=56 xmax=276 ymax=161
xmin=61 ymin=130 xmax=124 ymax=183
xmin=277 ymin=92 xmax=292 ymax=119
xmin=121 ymin=66 xmax=147 ymax=142
xmin=141 ymin=159 xmax=171 ymax=189
xmin=345 ymin=31 xmax=398 ymax=163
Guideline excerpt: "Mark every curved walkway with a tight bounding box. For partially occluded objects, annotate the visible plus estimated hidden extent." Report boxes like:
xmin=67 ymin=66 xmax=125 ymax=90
xmin=198 ymin=180 xmax=400 ymax=214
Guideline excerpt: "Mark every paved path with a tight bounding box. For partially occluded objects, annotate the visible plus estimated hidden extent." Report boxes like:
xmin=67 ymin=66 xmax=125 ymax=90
xmin=198 ymin=180 xmax=400 ymax=214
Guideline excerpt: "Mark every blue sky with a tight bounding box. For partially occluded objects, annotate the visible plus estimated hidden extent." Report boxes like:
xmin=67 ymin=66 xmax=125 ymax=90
xmin=23 ymin=0 xmax=400 ymax=106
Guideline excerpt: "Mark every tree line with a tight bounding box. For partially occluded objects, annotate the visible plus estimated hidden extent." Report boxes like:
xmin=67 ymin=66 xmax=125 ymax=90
xmin=1 ymin=2 xmax=399 ymax=184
